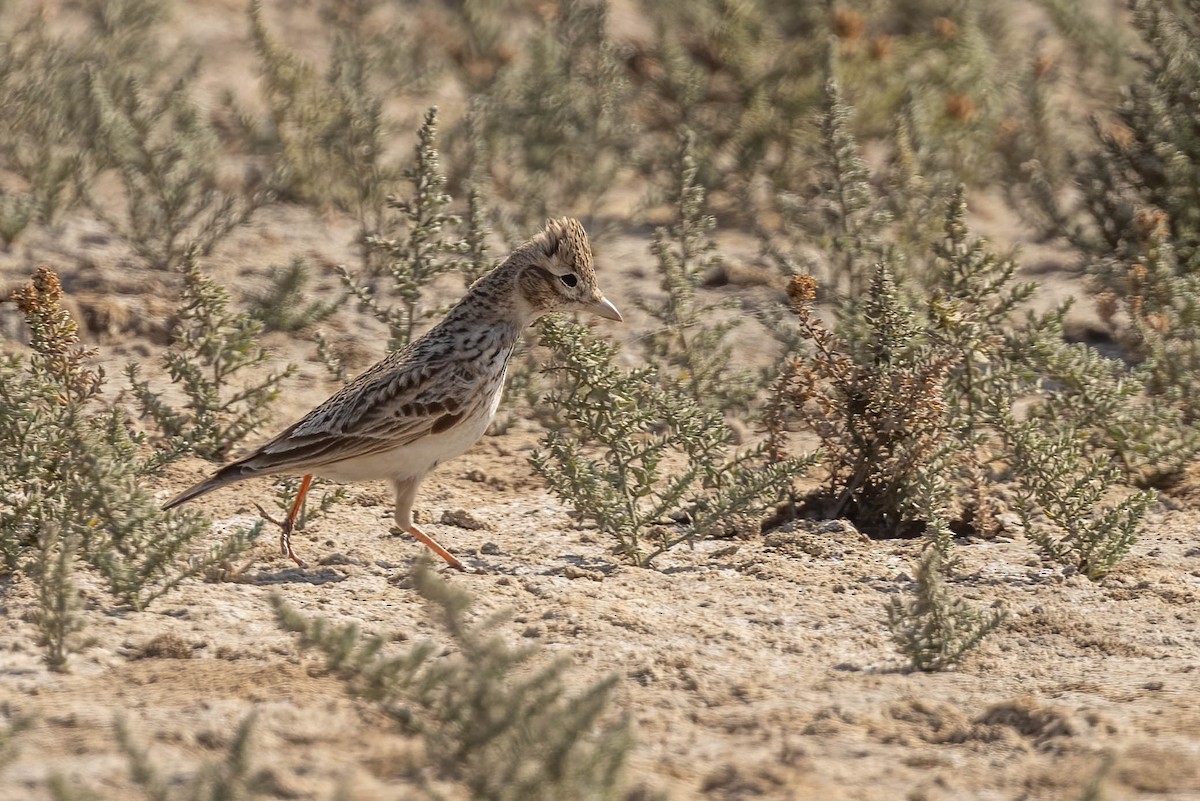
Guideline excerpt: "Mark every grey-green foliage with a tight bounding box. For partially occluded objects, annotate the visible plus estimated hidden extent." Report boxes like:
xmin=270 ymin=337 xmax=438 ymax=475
xmin=0 ymin=11 xmax=81 ymax=241
xmin=339 ymin=107 xmax=463 ymax=352
xmin=271 ymin=563 xmax=639 ymax=801
xmin=640 ymin=129 xmax=757 ymax=415
xmin=886 ymin=548 xmax=1005 ymax=672
xmin=247 ymin=0 xmax=416 ymax=228
xmin=767 ymin=61 xmax=1157 ymax=581
xmin=476 ymin=0 xmax=634 ymax=230
xmin=3 ymin=268 xmax=260 ymax=671
xmin=1045 ymin=0 xmax=1200 ymax=433
xmin=115 ymin=714 xmax=267 ymax=801
xmin=532 ymin=317 xmax=802 ymax=566
xmin=127 ymin=255 xmax=297 ymax=461
xmin=47 ymin=714 xmax=267 ymax=801
xmin=31 ymin=519 xmax=89 ymax=672
xmin=0 ymin=0 xmax=174 ymax=237
xmin=268 ymin=475 xmax=348 ymax=532
xmin=636 ymin=0 xmax=823 ymax=197
xmin=85 ymin=59 xmax=266 ymax=271
xmin=248 ymin=258 xmax=342 ymax=333
xmin=764 ymin=56 xmax=891 ymax=306
xmin=1000 ymin=410 xmax=1155 ymax=580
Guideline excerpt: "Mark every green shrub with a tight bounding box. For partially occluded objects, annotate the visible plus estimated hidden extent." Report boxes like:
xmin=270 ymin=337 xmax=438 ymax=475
xmin=886 ymin=548 xmax=1005 ymax=671
xmin=765 ymin=64 xmax=1156 ymax=579
xmin=1040 ymin=0 xmax=1200 ymax=458
xmin=248 ymin=258 xmax=342 ymax=333
xmin=533 ymin=317 xmax=800 ymax=566
xmin=83 ymin=28 xmax=266 ymax=270
xmin=272 ymin=562 xmax=643 ymax=800
xmin=127 ymin=255 xmax=296 ymax=461
xmin=338 ymin=107 xmax=464 ymax=352
xmin=640 ymin=130 xmax=758 ymax=415
xmin=3 ymin=268 xmax=260 ymax=670
xmin=472 ymin=0 xmax=634 ymax=231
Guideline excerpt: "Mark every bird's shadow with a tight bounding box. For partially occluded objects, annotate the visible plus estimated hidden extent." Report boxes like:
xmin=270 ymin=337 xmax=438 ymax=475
xmin=250 ymin=567 xmax=347 ymax=585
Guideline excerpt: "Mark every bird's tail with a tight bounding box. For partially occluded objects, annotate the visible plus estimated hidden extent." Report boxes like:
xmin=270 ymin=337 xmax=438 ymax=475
xmin=161 ymin=460 xmax=263 ymax=511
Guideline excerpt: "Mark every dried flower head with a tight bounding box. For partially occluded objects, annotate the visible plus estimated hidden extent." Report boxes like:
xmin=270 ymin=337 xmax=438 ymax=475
xmin=787 ymin=274 xmax=818 ymax=309
xmin=933 ymin=16 xmax=958 ymax=39
xmin=944 ymin=94 xmax=976 ymax=122
xmin=833 ymin=8 xmax=865 ymax=41
xmin=869 ymin=34 xmax=893 ymax=61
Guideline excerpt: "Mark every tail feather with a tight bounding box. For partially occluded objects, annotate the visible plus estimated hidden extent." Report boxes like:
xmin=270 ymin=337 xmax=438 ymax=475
xmin=162 ymin=461 xmax=263 ymax=511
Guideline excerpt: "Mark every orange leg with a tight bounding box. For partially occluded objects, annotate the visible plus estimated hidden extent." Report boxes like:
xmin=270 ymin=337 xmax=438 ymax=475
xmin=408 ymin=523 xmax=466 ymax=571
xmin=277 ymin=474 xmax=315 ymax=566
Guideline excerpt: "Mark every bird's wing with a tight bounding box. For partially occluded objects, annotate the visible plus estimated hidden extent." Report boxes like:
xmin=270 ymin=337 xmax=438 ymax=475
xmin=238 ymin=347 xmax=484 ymax=475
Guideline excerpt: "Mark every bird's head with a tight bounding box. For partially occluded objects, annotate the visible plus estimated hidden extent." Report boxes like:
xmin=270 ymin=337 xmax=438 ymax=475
xmin=512 ymin=218 xmax=622 ymax=323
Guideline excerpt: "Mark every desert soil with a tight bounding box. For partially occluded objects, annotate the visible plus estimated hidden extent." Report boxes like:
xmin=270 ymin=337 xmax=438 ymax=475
xmin=2 ymin=1 xmax=1200 ymax=799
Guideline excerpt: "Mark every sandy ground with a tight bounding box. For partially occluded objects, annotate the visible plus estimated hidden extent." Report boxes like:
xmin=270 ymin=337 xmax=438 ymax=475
xmin=2 ymin=1 xmax=1200 ymax=799
xmin=3 ymin=196 xmax=1199 ymax=800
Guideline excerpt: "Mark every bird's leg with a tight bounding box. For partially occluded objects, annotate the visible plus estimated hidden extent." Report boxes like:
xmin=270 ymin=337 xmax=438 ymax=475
xmin=280 ymin=474 xmax=314 ymax=566
xmin=255 ymin=474 xmax=313 ymax=567
xmin=407 ymin=523 xmax=467 ymax=571
xmin=391 ymin=477 xmax=466 ymax=571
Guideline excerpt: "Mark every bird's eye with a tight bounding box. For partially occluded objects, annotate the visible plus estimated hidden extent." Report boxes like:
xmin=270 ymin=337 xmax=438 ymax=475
xmin=560 ymin=273 xmax=578 ymax=288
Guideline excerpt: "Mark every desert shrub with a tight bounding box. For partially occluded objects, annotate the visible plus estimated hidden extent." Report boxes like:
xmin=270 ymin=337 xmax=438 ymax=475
xmin=630 ymin=0 xmax=825 ymax=202
xmin=639 ymin=129 xmax=758 ymax=415
xmin=2 ymin=268 xmax=260 ymax=670
xmin=0 ymin=0 xmax=182 ymax=238
xmin=44 ymin=714 xmax=267 ymax=800
xmin=765 ymin=66 xmax=1156 ymax=577
xmin=759 ymin=58 xmax=892 ymax=305
xmin=115 ymin=714 xmax=267 ymax=800
xmin=338 ymin=107 xmax=466 ymax=352
xmin=767 ymin=271 xmax=952 ymax=531
xmin=272 ymin=562 xmax=645 ymax=801
xmin=886 ymin=547 xmax=1005 ymax=672
xmin=247 ymin=0 xmax=423 ymax=229
xmin=84 ymin=63 xmax=267 ymax=271
xmin=248 ymin=258 xmax=342 ymax=333
xmin=127 ymin=254 xmax=296 ymax=461
xmin=0 ymin=16 xmax=83 ymax=238
xmin=265 ymin=474 xmax=348 ymax=535
xmin=1047 ymin=0 xmax=1200 ymax=439
xmin=998 ymin=409 xmax=1156 ymax=580
xmin=532 ymin=317 xmax=801 ymax=567
xmin=471 ymin=0 xmax=635 ymax=231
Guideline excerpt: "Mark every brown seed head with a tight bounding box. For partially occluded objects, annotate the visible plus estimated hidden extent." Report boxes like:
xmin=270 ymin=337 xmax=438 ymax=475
xmin=833 ymin=8 xmax=865 ymax=40
xmin=869 ymin=34 xmax=893 ymax=61
xmin=1134 ymin=208 xmax=1169 ymax=242
xmin=944 ymin=93 xmax=976 ymax=122
xmin=933 ymin=16 xmax=957 ymax=39
xmin=787 ymin=275 xmax=818 ymax=308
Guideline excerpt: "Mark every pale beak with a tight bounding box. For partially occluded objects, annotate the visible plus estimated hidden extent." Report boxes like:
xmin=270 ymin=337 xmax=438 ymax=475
xmin=588 ymin=295 xmax=623 ymax=322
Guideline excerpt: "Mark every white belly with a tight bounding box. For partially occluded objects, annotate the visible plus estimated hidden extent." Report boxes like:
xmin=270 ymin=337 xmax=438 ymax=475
xmin=312 ymin=373 xmax=505 ymax=484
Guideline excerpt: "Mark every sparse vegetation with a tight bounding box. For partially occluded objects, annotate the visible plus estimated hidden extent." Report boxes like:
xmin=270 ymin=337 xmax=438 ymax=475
xmin=532 ymin=317 xmax=801 ymax=567
xmin=248 ymin=258 xmax=342 ymax=334
xmin=272 ymin=562 xmax=643 ymax=801
xmin=640 ymin=129 xmax=757 ymax=415
xmin=1 ymin=0 xmax=1197 ymax=795
xmin=338 ymin=107 xmax=464 ymax=352
xmin=886 ymin=547 xmax=1006 ymax=672
xmin=127 ymin=254 xmax=296 ymax=461
xmin=2 ymin=268 xmax=260 ymax=670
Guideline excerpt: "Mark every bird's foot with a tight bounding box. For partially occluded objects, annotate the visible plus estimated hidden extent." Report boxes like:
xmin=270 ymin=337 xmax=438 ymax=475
xmin=253 ymin=502 xmax=307 ymax=568
xmin=389 ymin=524 xmax=473 ymax=572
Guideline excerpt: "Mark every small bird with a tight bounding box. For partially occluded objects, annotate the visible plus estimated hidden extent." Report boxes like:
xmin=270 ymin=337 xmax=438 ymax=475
xmin=163 ymin=218 xmax=621 ymax=569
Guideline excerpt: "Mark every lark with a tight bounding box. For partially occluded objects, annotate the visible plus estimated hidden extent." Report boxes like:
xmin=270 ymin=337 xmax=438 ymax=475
xmin=163 ymin=218 xmax=621 ymax=570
